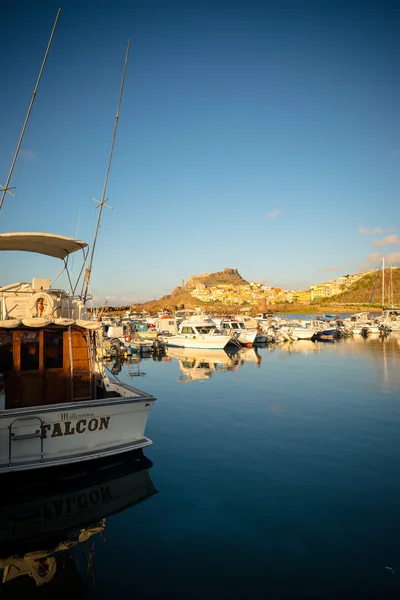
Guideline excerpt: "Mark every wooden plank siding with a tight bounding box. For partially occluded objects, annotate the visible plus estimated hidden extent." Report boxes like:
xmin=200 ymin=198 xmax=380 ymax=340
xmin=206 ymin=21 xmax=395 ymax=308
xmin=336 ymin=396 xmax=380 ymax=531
xmin=1 ymin=327 xmax=94 ymax=409
xmin=70 ymin=328 xmax=92 ymax=401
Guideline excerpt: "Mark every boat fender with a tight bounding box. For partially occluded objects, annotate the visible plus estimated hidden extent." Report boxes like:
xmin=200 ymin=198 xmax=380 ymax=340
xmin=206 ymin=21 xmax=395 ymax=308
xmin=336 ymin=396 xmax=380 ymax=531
xmin=124 ymin=333 xmax=131 ymax=343
xmin=28 ymin=292 xmax=55 ymax=318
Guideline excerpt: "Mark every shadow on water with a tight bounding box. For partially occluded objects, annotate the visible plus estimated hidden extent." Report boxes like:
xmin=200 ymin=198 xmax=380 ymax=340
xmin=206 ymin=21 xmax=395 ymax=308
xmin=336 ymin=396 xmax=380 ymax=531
xmin=0 ymin=450 xmax=156 ymax=597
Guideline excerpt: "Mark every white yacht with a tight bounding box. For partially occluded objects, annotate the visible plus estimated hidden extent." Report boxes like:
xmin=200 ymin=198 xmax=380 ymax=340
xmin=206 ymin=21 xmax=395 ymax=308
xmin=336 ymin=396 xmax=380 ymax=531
xmin=0 ymin=233 xmax=156 ymax=474
xmin=161 ymin=315 xmax=233 ymax=349
xmin=212 ymin=317 xmax=258 ymax=346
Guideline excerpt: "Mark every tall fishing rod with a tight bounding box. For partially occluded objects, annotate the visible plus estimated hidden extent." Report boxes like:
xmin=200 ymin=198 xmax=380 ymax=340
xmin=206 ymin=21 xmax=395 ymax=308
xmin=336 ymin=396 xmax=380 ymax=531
xmin=82 ymin=40 xmax=131 ymax=302
xmin=0 ymin=9 xmax=61 ymax=211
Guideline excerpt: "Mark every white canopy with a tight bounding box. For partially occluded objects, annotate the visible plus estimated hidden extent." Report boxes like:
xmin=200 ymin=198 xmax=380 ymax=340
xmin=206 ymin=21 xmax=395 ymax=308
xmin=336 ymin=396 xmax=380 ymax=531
xmin=0 ymin=232 xmax=88 ymax=259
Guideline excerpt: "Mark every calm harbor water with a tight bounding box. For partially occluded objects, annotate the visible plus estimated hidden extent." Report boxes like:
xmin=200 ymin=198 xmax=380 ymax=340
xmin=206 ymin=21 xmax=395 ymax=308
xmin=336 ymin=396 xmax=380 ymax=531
xmin=2 ymin=332 xmax=400 ymax=598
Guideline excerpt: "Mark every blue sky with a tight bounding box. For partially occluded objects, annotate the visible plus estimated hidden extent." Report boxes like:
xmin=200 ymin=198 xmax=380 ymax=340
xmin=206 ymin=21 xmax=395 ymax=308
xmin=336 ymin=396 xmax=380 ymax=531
xmin=0 ymin=0 xmax=399 ymax=305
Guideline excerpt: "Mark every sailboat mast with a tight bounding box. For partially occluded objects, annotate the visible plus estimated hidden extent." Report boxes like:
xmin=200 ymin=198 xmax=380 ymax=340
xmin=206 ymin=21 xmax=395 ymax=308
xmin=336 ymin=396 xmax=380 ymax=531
xmin=83 ymin=40 xmax=131 ymax=302
xmin=390 ymin=264 xmax=394 ymax=307
xmin=0 ymin=9 xmax=61 ymax=211
xmin=382 ymin=256 xmax=385 ymax=311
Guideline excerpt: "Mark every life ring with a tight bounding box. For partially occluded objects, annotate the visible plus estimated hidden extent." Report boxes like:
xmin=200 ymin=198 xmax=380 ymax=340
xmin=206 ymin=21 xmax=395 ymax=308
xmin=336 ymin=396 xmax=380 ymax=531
xmin=124 ymin=333 xmax=131 ymax=343
xmin=28 ymin=292 xmax=55 ymax=318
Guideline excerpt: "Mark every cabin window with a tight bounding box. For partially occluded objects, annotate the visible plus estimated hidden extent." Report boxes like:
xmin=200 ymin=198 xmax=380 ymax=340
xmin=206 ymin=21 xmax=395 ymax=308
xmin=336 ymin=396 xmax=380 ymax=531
xmin=44 ymin=331 xmax=64 ymax=369
xmin=197 ymin=326 xmax=213 ymax=334
xmin=0 ymin=331 xmax=13 ymax=372
xmin=181 ymin=327 xmax=195 ymax=334
xmin=20 ymin=331 xmax=40 ymax=371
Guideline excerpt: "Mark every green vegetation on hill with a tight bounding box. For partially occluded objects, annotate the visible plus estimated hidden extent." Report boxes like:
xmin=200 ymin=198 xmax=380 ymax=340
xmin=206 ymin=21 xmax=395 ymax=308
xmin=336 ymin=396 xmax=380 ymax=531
xmin=318 ymin=268 xmax=400 ymax=307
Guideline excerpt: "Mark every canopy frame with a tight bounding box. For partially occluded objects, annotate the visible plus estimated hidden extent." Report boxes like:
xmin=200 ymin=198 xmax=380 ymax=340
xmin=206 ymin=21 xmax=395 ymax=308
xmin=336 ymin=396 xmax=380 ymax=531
xmin=0 ymin=232 xmax=89 ymax=299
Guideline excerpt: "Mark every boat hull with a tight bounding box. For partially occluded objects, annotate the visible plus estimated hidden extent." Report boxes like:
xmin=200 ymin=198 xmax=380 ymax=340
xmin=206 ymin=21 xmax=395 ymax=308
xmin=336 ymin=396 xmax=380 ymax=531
xmin=316 ymin=329 xmax=336 ymax=339
xmin=165 ymin=335 xmax=231 ymax=349
xmin=0 ymin=393 xmax=155 ymax=474
xmin=291 ymin=328 xmax=315 ymax=340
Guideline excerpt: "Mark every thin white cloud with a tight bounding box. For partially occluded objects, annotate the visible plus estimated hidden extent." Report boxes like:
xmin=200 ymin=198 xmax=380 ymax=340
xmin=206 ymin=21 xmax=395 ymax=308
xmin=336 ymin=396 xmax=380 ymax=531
xmin=266 ymin=209 xmax=282 ymax=219
xmin=360 ymin=252 xmax=400 ymax=270
xmin=371 ymin=235 xmax=400 ymax=247
xmin=358 ymin=227 xmax=396 ymax=235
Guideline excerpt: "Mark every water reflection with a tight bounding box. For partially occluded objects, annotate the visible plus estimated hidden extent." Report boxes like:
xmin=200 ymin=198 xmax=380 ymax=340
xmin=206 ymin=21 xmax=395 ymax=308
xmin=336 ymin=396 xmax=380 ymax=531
xmin=0 ymin=450 xmax=156 ymax=595
xmin=166 ymin=347 xmax=262 ymax=382
xmin=105 ymin=334 xmax=400 ymax=392
xmin=104 ymin=355 xmax=148 ymax=378
xmin=340 ymin=332 xmax=400 ymax=391
xmin=274 ymin=340 xmax=321 ymax=355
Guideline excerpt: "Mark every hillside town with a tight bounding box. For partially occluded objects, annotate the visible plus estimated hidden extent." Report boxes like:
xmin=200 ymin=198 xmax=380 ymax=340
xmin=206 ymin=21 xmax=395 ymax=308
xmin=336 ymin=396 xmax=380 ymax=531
xmin=188 ymin=269 xmax=373 ymax=306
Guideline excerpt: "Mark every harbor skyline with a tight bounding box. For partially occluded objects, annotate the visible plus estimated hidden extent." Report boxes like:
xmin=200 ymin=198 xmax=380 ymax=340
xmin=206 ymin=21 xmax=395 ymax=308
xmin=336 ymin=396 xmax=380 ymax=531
xmin=0 ymin=0 xmax=399 ymax=304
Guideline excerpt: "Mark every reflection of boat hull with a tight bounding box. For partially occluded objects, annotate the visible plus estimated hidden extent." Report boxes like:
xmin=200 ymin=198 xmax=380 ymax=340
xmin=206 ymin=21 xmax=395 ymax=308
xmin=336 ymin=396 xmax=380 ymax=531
xmin=279 ymin=340 xmax=319 ymax=353
xmin=0 ymin=449 xmax=156 ymax=554
xmin=234 ymin=347 xmax=262 ymax=364
xmin=167 ymin=348 xmax=232 ymax=381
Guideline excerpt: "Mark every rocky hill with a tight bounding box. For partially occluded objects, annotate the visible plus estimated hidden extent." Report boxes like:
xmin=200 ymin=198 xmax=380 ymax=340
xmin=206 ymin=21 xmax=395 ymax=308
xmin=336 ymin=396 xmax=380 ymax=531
xmin=133 ymin=268 xmax=248 ymax=313
xmin=170 ymin=268 xmax=247 ymax=296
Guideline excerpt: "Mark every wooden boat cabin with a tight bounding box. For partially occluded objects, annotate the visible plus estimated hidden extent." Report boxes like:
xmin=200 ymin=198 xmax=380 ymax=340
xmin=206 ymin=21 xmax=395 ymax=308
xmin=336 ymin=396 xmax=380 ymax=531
xmin=0 ymin=281 xmax=105 ymax=410
xmin=0 ymin=233 xmax=107 ymax=411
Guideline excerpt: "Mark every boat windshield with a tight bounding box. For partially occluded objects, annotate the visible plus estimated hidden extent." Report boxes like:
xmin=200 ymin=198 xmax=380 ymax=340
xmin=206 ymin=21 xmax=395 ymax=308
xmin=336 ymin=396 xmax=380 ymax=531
xmin=195 ymin=326 xmax=216 ymax=334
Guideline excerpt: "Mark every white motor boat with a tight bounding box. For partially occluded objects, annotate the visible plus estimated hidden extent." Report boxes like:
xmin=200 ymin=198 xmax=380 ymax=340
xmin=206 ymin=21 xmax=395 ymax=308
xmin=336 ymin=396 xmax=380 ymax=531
xmin=162 ymin=315 xmax=233 ymax=349
xmin=0 ymin=233 xmax=156 ymax=474
xmin=213 ymin=318 xmax=257 ymax=346
xmin=289 ymin=325 xmax=315 ymax=340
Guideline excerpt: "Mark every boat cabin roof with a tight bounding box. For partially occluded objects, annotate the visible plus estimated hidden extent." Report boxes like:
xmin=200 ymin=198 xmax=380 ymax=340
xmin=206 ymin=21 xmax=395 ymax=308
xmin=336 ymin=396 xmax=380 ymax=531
xmin=0 ymin=232 xmax=88 ymax=259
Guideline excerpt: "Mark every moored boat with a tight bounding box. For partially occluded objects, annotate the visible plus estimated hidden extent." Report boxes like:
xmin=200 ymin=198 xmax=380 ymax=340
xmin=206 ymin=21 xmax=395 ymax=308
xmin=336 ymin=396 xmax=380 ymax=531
xmin=213 ymin=317 xmax=258 ymax=347
xmin=161 ymin=315 xmax=233 ymax=349
xmin=0 ymin=233 xmax=156 ymax=474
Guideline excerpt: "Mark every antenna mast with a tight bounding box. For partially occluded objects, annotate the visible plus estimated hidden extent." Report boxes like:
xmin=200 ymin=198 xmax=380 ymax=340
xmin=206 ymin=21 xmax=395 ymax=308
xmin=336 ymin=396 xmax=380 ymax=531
xmin=0 ymin=9 xmax=61 ymax=211
xmin=83 ymin=40 xmax=131 ymax=301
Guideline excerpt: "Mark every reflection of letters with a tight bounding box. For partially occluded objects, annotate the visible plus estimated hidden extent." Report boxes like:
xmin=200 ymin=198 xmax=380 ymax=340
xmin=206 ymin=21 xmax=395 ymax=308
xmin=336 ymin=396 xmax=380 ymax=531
xmin=44 ymin=486 xmax=112 ymax=518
